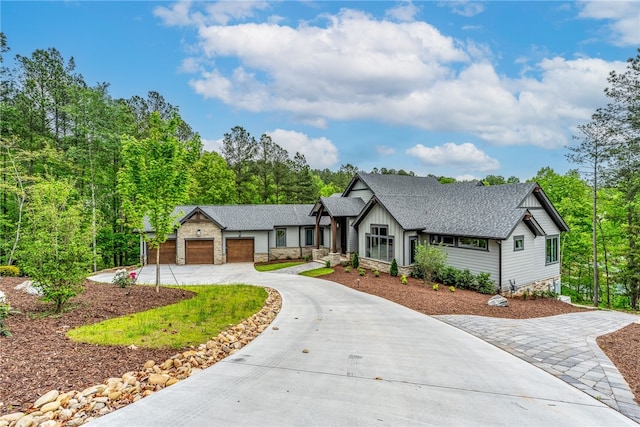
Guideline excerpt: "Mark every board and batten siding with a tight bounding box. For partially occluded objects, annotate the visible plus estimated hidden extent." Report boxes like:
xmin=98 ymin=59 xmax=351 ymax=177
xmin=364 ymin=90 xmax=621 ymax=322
xmin=347 ymin=218 xmax=358 ymax=253
xmin=345 ymin=180 xmax=374 ymax=203
xmin=436 ymin=239 xmax=500 ymax=282
xmin=357 ymin=204 xmax=402 ymax=260
xmin=268 ymin=226 xmax=300 ymax=248
xmin=519 ymin=193 xmax=543 ymax=209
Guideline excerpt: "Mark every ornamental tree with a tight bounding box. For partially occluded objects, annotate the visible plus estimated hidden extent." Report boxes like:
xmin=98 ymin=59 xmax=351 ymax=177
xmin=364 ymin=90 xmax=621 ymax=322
xmin=118 ymin=112 xmax=199 ymax=291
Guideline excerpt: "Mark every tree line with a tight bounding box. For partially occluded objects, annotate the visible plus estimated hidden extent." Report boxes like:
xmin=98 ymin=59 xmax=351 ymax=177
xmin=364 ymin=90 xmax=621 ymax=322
xmin=0 ymin=34 xmax=638 ymax=310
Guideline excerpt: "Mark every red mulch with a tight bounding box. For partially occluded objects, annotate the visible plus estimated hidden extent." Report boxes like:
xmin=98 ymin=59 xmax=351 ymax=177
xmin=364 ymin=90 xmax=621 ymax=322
xmin=0 ymin=266 xmax=638 ymax=415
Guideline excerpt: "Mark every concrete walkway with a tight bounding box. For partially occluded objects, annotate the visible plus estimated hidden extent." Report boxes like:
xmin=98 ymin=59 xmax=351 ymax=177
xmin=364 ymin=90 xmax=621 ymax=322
xmin=88 ymin=264 xmax=638 ymax=426
xmin=436 ymin=311 xmax=640 ymax=422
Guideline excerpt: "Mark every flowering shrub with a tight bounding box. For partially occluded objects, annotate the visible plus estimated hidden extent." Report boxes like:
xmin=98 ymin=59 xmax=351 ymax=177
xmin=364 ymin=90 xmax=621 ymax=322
xmin=112 ymin=269 xmax=137 ymax=288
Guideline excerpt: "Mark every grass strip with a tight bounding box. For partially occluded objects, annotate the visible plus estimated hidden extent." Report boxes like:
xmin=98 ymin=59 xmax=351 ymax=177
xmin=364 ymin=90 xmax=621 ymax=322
xmin=254 ymin=261 xmax=305 ymax=272
xmin=300 ymin=268 xmax=334 ymax=277
xmin=67 ymin=285 xmax=266 ymax=349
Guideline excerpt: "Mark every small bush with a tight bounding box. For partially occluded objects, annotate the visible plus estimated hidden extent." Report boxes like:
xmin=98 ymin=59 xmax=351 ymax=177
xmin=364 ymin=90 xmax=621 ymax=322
xmin=112 ymin=269 xmax=137 ymax=288
xmin=0 ymin=293 xmax=11 ymax=337
xmin=358 ymin=267 xmax=366 ymax=277
xmin=286 ymin=255 xmax=292 ymax=260
xmin=476 ymin=272 xmax=495 ymax=294
xmin=401 ymin=274 xmax=408 ymax=285
xmin=304 ymin=255 xmax=311 ymax=261
xmin=325 ymin=260 xmax=331 ymax=268
xmin=432 ymin=284 xmax=439 ymax=291
xmin=0 ymin=266 xmax=20 ymax=277
xmin=456 ymin=269 xmax=475 ymax=290
xmin=351 ymin=251 xmax=359 ymax=269
xmin=345 ymin=266 xmax=351 ymax=273
xmin=373 ymin=270 xmax=380 ymax=277
xmin=449 ymin=286 xmax=455 ymax=292
xmin=390 ymin=259 xmax=398 ymax=277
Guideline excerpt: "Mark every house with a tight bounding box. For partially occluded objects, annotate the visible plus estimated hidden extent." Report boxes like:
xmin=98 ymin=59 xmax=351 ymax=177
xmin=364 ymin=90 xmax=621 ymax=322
xmin=143 ymin=173 xmax=568 ymax=294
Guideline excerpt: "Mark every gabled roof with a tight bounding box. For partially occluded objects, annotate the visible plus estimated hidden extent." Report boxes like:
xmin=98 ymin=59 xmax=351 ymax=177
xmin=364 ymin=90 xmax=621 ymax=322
xmin=143 ymin=204 xmax=325 ymax=232
xmin=353 ymin=181 xmax=568 ymax=239
xmin=311 ymin=196 xmax=365 ymax=217
xmin=343 ymin=172 xmax=440 ymax=197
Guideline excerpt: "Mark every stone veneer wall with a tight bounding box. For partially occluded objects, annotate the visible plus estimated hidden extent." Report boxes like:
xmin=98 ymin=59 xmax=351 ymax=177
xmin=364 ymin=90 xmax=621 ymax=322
xmin=312 ymin=248 xmax=329 ymax=261
xmin=270 ymin=247 xmax=302 ymax=260
xmin=176 ymin=222 xmax=223 ymax=265
xmin=360 ymin=258 xmax=412 ymax=276
xmin=501 ymin=276 xmax=560 ymax=297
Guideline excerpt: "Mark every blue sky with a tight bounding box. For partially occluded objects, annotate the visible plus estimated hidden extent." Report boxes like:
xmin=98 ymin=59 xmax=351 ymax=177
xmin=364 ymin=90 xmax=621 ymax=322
xmin=3 ymin=1 xmax=639 ymax=180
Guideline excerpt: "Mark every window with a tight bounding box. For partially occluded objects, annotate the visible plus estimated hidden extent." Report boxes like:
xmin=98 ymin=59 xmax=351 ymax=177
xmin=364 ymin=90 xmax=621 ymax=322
xmin=430 ymin=235 xmax=455 ymax=246
xmin=409 ymin=236 xmax=419 ymax=264
xmin=305 ymin=227 xmax=314 ymax=246
xmin=276 ymin=228 xmax=286 ymax=247
xmin=514 ymin=235 xmax=524 ymax=251
xmin=458 ymin=237 xmax=488 ymax=251
xmin=546 ymin=235 xmax=559 ymax=264
xmin=365 ymin=225 xmax=394 ymax=262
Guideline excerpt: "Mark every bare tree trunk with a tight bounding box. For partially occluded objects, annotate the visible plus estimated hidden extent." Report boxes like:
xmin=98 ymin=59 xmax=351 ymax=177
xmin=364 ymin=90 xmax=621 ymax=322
xmin=155 ymin=244 xmax=160 ymax=292
xmin=592 ymin=172 xmax=599 ymax=307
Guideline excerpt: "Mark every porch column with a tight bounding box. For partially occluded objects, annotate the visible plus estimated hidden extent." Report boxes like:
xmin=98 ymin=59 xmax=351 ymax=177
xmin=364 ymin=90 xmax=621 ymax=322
xmin=315 ymin=208 xmax=322 ymax=249
xmin=331 ymin=217 xmax=337 ymax=253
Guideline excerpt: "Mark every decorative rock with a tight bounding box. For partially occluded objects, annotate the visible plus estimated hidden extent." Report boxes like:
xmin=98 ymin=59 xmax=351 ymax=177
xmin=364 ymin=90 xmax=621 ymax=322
xmin=82 ymin=384 xmax=106 ymax=397
xmin=165 ymin=378 xmax=179 ymax=387
xmin=14 ymin=415 xmax=35 ymax=427
xmin=0 ymin=412 xmax=24 ymax=423
xmin=148 ymin=374 xmax=169 ymax=385
xmin=39 ymin=401 xmax=61 ymax=413
xmin=143 ymin=360 xmax=155 ymax=370
xmin=488 ymin=295 xmax=509 ymax=307
xmin=37 ymin=420 xmax=58 ymax=427
xmin=0 ymin=421 xmax=8 ymax=427
xmin=108 ymin=391 xmax=122 ymax=400
xmin=33 ymin=390 xmax=59 ymax=408
xmin=58 ymin=408 xmax=73 ymax=421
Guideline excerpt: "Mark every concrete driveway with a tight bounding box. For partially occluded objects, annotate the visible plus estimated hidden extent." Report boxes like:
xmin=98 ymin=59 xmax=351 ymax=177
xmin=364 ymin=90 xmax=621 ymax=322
xmin=89 ymin=264 xmax=637 ymax=426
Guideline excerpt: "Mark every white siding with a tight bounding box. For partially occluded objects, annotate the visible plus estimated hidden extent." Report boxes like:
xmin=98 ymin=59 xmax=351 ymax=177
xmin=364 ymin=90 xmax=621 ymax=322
xmin=502 ymin=210 xmax=562 ymax=290
xmin=358 ymin=204 xmax=402 ymax=261
xmin=520 ymin=194 xmax=542 ymax=208
xmin=437 ymin=239 xmax=500 ymax=282
xmin=347 ymin=218 xmax=358 ymax=253
xmin=345 ymin=180 xmax=373 ymax=202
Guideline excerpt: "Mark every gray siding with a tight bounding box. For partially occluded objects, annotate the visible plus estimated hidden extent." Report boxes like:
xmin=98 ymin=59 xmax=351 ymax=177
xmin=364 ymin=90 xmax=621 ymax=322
xmin=358 ymin=204 xmax=402 ymax=261
xmin=520 ymin=194 xmax=542 ymax=208
xmin=269 ymin=226 xmax=300 ymax=248
xmin=347 ymin=218 xmax=358 ymax=253
xmin=502 ymin=211 xmax=562 ymax=289
xmin=222 ymin=231 xmax=269 ymax=254
xmin=437 ymin=239 xmax=500 ymax=282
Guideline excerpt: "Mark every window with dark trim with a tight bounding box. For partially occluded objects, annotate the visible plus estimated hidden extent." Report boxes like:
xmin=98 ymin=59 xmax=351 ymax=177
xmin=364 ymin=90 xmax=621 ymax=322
xmin=409 ymin=236 xmax=419 ymax=264
xmin=458 ymin=237 xmax=488 ymax=250
xmin=546 ymin=235 xmax=559 ymax=264
xmin=276 ymin=228 xmax=286 ymax=247
xmin=365 ymin=225 xmax=394 ymax=262
xmin=514 ymin=235 xmax=524 ymax=251
xmin=430 ymin=234 xmax=456 ymax=246
xmin=305 ymin=227 xmax=314 ymax=246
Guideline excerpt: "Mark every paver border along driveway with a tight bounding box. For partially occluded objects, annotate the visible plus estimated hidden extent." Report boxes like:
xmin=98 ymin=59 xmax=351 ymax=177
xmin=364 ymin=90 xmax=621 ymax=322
xmin=88 ymin=264 xmax=638 ymax=426
xmin=436 ymin=311 xmax=640 ymax=423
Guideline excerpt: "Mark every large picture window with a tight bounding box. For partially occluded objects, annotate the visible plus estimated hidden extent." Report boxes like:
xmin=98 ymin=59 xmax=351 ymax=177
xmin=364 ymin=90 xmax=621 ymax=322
xmin=546 ymin=235 xmax=559 ymax=264
xmin=458 ymin=237 xmax=488 ymax=250
xmin=276 ymin=228 xmax=286 ymax=247
xmin=366 ymin=225 xmax=394 ymax=262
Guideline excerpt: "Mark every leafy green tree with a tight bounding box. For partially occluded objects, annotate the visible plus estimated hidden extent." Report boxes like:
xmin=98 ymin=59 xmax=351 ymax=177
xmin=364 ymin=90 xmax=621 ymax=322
xmin=18 ymin=178 xmax=93 ymax=313
xmin=118 ymin=112 xmax=198 ymax=290
xmin=187 ymin=150 xmax=237 ymax=204
xmin=413 ymin=243 xmax=448 ymax=285
xmin=222 ymin=126 xmax=258 ymax=203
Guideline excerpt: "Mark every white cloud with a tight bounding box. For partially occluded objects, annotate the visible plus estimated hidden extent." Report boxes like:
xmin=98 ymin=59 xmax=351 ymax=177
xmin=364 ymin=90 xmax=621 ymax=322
xmin=154 ymin=1 xmax=193 ymax=26
xmin=267 ymin=129 xmax=339 ymax=169
xmin=202 ymin=137 xmax=223 ymax=153
xmin=406 ymin=142 xmax=500 ymax=172
xmin=376 ymin=145 xmax=396 ymax=156
xmin=455 ymin=174 xmax=480 ymax=181
xmin=204 ymin=1 xmax=270 ymax=25
xmin=440 ymin=1 xmax=486 ymax=17
xmin=167 ymin=5 xmax=628 ymax=150
xmin=385 ymin=2 xmax=420 ymax=22
xmin=578 ymin=1 xmax=640 ymax=46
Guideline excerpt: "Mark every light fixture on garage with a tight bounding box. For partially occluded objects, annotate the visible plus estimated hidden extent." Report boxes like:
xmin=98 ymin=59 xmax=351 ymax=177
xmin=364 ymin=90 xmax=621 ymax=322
xmin=196 ymin=229 xmax=201 ymax=237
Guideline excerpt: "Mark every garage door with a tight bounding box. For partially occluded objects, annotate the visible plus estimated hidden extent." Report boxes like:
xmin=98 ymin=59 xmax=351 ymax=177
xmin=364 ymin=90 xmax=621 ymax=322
xmin=186 ymin=240 xmax=214 ymax=264
xmin=148 ymin=240 xmax=176 ymax=264
xmin=227 ymin=239 xmax=254 ymax=263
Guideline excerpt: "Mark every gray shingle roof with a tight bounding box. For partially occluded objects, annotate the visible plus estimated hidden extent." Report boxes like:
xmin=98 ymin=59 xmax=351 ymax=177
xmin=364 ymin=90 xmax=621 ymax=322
xmin=143 ymin=204 xmax=325 ymax=232
xmin=316 ymin=196 xmax=365 ymax=217
xmin=356 ymin=181 xmax=567 ymax=239
xmin=347 ymin=173 xmax=440 ymax=196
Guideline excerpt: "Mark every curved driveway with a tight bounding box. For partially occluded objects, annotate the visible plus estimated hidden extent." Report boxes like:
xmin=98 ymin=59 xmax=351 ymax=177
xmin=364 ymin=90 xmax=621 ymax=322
xmin=89 ymin=264 xmax=637 ymax=426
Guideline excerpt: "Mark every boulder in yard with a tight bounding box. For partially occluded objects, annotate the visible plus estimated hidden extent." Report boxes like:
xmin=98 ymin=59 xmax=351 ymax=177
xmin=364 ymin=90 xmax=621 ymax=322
xmin=488 ymin=295 xmax=509 ymax=307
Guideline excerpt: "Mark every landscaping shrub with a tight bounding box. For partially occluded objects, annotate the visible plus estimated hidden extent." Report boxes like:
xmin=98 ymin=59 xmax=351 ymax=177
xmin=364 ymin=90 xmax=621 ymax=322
xmin=0 ymin=265 xmax=20 ymax=277
xmin=112 ymin=269 xmax=137 ymax=288
xmin=449 ymin=286 xmax=455 ymax=292
xmin=432 ymin=284 xmax=439 ymax=291
xmin=351 ymin=251 xmax=359 ymax=269
xmin=373 ymin=270 xmax=380 ymax=277
xmin=345 ymin=266 xmax=351 ymax=273
xmin=390 ymin=258 xmax=398 ymax=277
xmin=401 ymin=274 xmax=407 ymax=285
xmin=456 ymin=268 xmax=475 ymax=290
xmin=358 ymin=267 xmax=366 ymax=276
xmin=413 ymin=243 xmax=447 ymax=285
xmin=0 ymin=292 xmax=10 ymax=337
xmin=325 ymin=260 xmax=331 ymax=268
xmin=476 ymin=272 xmax=495 ymax=294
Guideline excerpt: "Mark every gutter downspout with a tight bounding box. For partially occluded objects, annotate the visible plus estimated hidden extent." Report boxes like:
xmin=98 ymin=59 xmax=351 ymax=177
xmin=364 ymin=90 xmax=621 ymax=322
xmin=497 ymin=240 xmax=503 ymax=294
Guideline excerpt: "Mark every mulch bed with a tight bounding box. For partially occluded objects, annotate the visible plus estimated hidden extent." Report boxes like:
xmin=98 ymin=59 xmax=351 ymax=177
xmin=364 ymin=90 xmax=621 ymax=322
xmin=0 ymin=266 xmax=638 ymax=416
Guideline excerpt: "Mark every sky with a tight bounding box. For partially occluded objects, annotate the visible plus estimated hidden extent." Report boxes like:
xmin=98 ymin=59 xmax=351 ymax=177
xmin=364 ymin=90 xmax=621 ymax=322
xmin=2 ymin=1 xmax=639 ymax=181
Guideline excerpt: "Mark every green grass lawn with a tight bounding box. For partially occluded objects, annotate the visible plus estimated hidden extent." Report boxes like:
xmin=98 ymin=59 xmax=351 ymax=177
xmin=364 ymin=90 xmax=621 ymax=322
xmin=254 ymin=261 xmax=306 ymax=272
xmin=299 ymin=267 xmax=333 ymax=277
xmin=67 ymin=285 xmax=267 ymax=349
